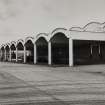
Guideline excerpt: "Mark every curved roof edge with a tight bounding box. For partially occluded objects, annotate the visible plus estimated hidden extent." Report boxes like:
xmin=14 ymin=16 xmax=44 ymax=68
xmin=70 ymin=21 xmax=105 ymax=33
xmin=50 ymin=28 xmax=69 ymax=39
xmin=16 ymin=39 xmax=25 ymax=46
xmin=10 ymin=41 xmax=16 ymax=47
xmin=25 ymin=36 xmax=34 ymax=44
xmin=35 ymin=33 xmax=49 ymax=42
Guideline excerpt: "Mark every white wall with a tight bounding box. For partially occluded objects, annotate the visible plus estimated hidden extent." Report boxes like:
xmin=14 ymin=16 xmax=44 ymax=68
xmin=70 ymin=31 xmax=105 ymax=41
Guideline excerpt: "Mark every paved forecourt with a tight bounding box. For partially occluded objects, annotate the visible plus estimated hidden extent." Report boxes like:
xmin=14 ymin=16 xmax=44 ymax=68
xmin=0 ymin=62 xmax=105 ymax=104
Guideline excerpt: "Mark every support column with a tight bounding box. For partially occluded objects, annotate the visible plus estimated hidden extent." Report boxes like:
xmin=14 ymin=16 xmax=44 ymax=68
xmin=9 ymin=49 xmax=12 ymax=61
xmin=0 ymin=50 xmax=2 ymax=61
xmin=90 ymin=45 xmax=93 ymax=55
xmin=99 ymin=44 xmax=101 ymax=55
xmin=34 ymin=43 xmax=37 ymax=64
xmin=24 ymin=46 xmax=26 ymax=63
xmin=69 ymin=38 xmax=73 ymax=66
xmin=4 ymin=50 xmax=6 ymax=61
xmin=16 ymin=47 xmax=18 ymax=62
xmin=48 ymin=41 xmax=51 ymax=65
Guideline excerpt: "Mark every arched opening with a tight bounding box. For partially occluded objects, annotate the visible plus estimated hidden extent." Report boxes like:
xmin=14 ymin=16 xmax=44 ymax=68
xmin=1 ymin=47 xmax=5 ymax=61
xmin=17 ymin=42 xmax=24 ymax=63
xmin=36 ymin=37 xmax=48 ymax=64
xmin=10 ymin=44 xmax=16 ymax=62
xmin=51 ymin=33 xmax=69 ymax=65
xmin=25 ymin=40 xmax=34 ymax=63
xmin=5 ymin=45 xmax=10 ymax=61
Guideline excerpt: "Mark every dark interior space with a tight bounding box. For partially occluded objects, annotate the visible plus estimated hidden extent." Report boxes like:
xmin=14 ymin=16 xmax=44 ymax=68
xmin=1 ymin=47 xmax=5 ymax=61
xmin=73 ymin=40 xmax=105 ymax=65
xmin=25 ymin=40 xmax=34 ymax=64
xmin=36 ymin=37 xmax=48 ymax=64
xmin=5 ymin=45 xmax=10 ymax=61
xmin=51 ymin=33 xmax=69 ymax=65
xmin=10 ymin=44 xmax=16 ymax=62
xmin=17 ymin=42 xmax=24 ymax=63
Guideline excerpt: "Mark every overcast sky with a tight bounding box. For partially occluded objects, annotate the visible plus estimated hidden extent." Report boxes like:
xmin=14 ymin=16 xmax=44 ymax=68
xmin=0 ymin=0 xmax=105 ymax=44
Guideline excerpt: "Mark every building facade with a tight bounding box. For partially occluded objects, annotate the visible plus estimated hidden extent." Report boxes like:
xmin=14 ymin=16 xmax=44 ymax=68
xmin=1 ymin=22 xmax=105 ymax=66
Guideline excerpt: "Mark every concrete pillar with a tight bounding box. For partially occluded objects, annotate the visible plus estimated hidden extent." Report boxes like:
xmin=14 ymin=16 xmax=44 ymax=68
xmin=0 ymin=50 xmax=2 ymax=60
xmin=69 ymin=38 xmax=73 ymax=66
xmin=9 ymin=49 xmax=12 ymax=61
xmin=4 ymin=50 xmax=6 ymax=61
xmin=34 ymin=43 xmax=37 ymax=64
xmin=16 ymin=47 xmax=18 ymax=62
xmin=99 ymin=44 xmax=101 ymax=55
xmin=90 ymin=45 xmax=93 ymax=55
xmin=48 ymin=41 xmax=51 ymax=65
xmin=24 ymin=46 xmax=26 ymax=63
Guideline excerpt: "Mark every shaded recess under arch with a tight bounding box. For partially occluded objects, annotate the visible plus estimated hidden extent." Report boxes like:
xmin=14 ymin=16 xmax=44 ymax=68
xmin=0 ymin=46 xmax=5 ymax=61
xmin=5 ymin=45 xmax=10 ymax=61
xmin=10 ymin=42 xmax=16 ymax=62
xmin=17 ymin=40 xmax=24 ymax=63
xmin=50 ymin=32 xmax=69 ymax=65
xmin=25 ymin=38 xmax=34 ymax=63
xmin=36 ymin=37 xmax=48 ymax=64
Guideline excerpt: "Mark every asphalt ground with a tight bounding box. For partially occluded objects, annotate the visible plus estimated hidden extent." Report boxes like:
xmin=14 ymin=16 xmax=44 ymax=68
xmin=0 ymin=62 xmax=105 ymax=105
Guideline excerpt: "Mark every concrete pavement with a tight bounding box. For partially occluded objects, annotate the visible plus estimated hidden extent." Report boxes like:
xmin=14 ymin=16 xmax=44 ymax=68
xmin=0 ymin=62 xmax=105 ymax=104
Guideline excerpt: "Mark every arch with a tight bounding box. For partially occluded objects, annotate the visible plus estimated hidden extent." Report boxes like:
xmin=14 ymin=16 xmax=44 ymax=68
xmin=35 ymin=33 xmax=48 ymax=43
xmin=35 ymin=33 xmax=48 ymax=64
xmin=83 ymin=22 xmax=101 ymax=29
xmin=25 ymin=37 xmax=34 ymax=64
xmin=25 ymin=37 xmax=34 ymax=44
xmin=10 ymin=41 xmax=16 ymax=62
xmin=16 ymin=39 xmax=24 ymax=47
xmin=0 ymin=44 xmax=5 ymax=50
xmin=70 ymin=27 xmax=84 ymax=32
xmin=50 ymin=28 xmax=69 ymax=40
xmin=50 ymin=32 xmax=69 ymax=65
xmin=4 ymin=43 xmax=10 ymax=49
xmin=17 ymin=39 xmax=24 ymax=50
xmin=83 ymin=22 xmax=105 ymax=33
xmin=17 ymin=42 xmax=24 ymax=50
xmin=4 ymin=44 xmax=10 ymax=61
xmin=16 ymin=39 xmax=24 ymax=63
xmin=69 ymin=22 xmax=105 ymax=33
xmin=0 ymin=45 xmax=5 ymax=61
xmin=5 ymin=44 xmax=10 ymax=50
xmin=10 ymin=41 xmax=16 ymax=49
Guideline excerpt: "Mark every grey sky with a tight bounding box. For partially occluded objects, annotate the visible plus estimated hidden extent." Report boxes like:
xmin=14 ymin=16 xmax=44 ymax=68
xmin=0 ymin=0 xmax=105 ymax=44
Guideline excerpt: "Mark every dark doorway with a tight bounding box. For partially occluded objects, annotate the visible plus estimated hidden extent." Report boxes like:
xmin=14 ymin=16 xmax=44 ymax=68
xmin=10 ymin=44 xmax=16 ymax=62
xmin=5 ymin=45 xmax=10 ymax=61
xmin=17 ymin=42 xmax=24 ymax=63
xmin=51 ymin=33 xmax=69 ymax=65
xmin=25 ymin=40 xmax=34 ymax=64
xmin=36 ymin=37 xmax=48 ymax=64
xmin=1 ymin=47 xmax=5 ymax=61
